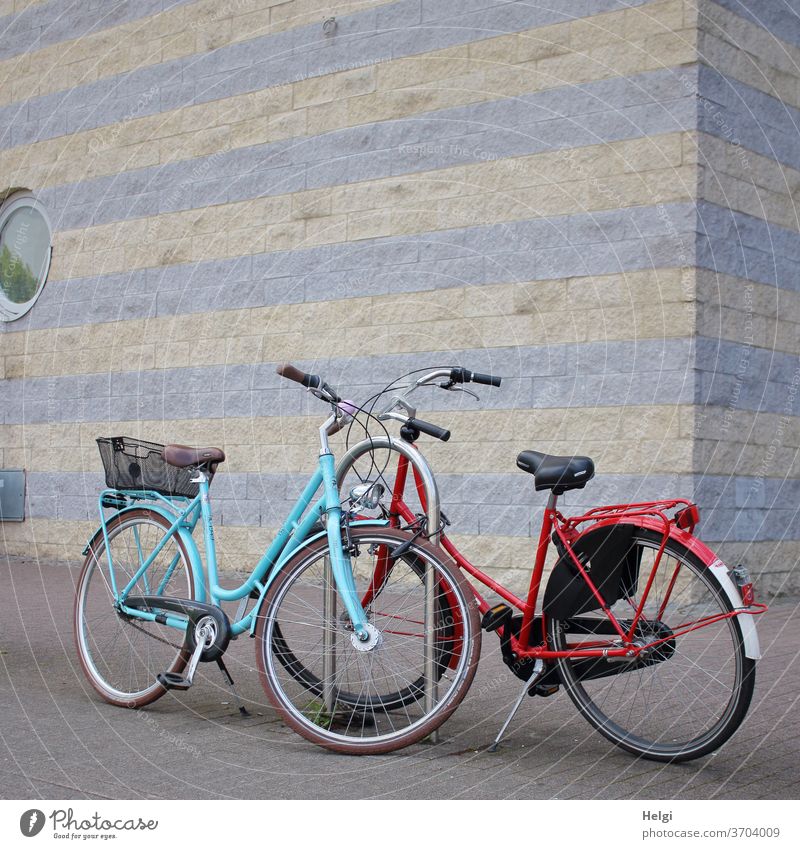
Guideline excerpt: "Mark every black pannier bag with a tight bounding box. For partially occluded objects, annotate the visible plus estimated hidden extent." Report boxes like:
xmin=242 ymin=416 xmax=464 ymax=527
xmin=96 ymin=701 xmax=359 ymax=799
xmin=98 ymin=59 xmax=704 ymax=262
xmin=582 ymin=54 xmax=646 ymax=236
xmin=543 ymin=523 xmax=642 ymax=619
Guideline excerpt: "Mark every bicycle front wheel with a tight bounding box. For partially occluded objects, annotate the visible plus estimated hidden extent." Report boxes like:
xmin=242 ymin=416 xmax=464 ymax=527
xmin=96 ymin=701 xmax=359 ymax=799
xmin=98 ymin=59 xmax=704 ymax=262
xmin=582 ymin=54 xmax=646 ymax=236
xmin=255 ymin=527 xmax=481 ymax=754
xmin=74 ymin=508 xmax=195 ymax=708
xmin=548 ymin=528 xmax=756 ymax=762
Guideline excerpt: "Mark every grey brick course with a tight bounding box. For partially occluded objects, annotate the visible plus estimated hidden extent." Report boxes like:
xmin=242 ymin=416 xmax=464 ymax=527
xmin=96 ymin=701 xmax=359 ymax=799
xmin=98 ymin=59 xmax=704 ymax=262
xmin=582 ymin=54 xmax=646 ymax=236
xmin=24 ymin=468 xmax=790 ymax=542
xmin=711 ymin=0 xmax=800 ymax=49
xmin=697 ymin=64 xmax=800 ymax=172
xmin=7 ymin=336 xmax=798 ymax=426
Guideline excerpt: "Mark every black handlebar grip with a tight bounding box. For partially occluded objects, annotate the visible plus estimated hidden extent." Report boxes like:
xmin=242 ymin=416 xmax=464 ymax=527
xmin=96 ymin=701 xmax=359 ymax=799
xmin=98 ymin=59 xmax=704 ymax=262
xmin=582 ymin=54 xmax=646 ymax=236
xmin=276 ymin=363 xmax=320 ymax=389
xmin=471 ymin=371 xmax=502 ymax=387
xmin=448 ymin=367 xmax=501 ymax=387
xmin=408 ymin=418 xmax=451 ymax=442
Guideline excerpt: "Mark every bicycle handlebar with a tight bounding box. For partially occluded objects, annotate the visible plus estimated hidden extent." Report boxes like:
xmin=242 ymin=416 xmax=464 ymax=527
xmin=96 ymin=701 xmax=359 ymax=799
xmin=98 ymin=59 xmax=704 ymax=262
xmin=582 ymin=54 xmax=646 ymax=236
xmin=276 ymin=363 xmax=342 ymax=402
xmin=277 ymin=362 xmax=316 ymax=387
xmin=277 ymin=362 xmax=499 ymax=439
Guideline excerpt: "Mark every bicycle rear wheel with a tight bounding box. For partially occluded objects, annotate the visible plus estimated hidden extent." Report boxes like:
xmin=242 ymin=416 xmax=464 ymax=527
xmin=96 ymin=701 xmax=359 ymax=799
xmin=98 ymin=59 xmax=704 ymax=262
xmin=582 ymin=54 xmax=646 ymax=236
xmin=548 ymin=528 xmax=755 ymax=762
xmin=255 ymin=527 xmax=481 ymax=754
xmin=74 ymin=508 xmax=195 ymax=708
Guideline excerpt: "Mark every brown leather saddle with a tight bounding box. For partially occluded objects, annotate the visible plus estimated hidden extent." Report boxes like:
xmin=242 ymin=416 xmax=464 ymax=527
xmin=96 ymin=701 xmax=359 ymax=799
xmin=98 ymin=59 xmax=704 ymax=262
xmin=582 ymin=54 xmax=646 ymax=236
xmin=162 ymin=444 xmax=225 ymax=468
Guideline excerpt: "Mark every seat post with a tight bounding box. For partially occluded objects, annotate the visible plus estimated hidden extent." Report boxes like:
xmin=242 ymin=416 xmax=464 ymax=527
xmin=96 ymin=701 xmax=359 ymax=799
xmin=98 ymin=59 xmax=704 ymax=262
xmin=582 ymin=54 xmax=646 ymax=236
xmin=519 ymin=491 xmax=558 ymax=647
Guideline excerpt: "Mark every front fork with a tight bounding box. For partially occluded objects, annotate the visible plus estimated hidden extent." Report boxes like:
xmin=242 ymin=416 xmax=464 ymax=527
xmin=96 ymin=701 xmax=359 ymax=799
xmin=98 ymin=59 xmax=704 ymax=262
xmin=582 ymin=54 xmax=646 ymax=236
xmin=319 ymin=452 xmax=369 ymax=641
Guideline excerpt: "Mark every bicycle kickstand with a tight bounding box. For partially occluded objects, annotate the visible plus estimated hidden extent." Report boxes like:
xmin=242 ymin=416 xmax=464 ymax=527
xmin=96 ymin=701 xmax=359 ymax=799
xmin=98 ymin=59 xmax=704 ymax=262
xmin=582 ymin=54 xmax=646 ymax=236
xmin=487 ymin=659 xmax=544 ymax=753
xmin=216 ymin=657 xmax=250 ymax=717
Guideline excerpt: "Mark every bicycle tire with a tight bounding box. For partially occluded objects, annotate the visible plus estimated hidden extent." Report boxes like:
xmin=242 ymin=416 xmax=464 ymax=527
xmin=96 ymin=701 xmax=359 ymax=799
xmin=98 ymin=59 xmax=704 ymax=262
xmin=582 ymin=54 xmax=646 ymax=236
xmin=255 ymin=527 xmax=481 ymax=754
xmin=74 ymin=508 xmax=195 ymax=708
xmin=548 ymin=527 xmax=756 ymax=762
xmin=269 ymin=542 xmax=462 ymax=712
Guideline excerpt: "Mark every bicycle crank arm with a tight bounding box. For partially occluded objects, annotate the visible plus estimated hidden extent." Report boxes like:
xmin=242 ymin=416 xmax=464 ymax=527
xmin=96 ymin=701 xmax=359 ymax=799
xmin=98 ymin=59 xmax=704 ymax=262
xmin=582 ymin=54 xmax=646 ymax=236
xmin=158 ymin=632 xmax=206 ymax=691
xmin=126 ymin=595 xmax=231 ymax=662
xmin=157 ymin=614 xmax=222 ymax=691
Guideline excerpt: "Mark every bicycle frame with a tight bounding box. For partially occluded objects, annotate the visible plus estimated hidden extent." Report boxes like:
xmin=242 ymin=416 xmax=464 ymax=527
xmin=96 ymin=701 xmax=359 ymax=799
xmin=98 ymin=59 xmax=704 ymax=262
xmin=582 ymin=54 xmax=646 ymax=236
xmin=93 ymin=451 xmax=373 ymax=640
xmin=384 ymin=452 xmax=765 ymax=663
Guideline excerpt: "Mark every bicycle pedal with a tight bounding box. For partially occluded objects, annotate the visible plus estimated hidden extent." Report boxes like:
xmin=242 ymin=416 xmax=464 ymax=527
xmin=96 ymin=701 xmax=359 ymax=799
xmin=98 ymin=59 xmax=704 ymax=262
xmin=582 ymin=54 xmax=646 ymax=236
xmin=529 ymin=683 xmax=560 ymax=698
xmin=157 ymin=672 xmax=192 ymax=691
xmin=481 ymin=603 xmax=512 ymax=633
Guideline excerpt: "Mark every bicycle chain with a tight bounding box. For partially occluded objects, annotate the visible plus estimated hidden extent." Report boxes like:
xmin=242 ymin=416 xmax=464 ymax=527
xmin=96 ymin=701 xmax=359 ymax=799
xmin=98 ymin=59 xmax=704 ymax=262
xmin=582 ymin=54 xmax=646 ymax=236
xmin=122 ymin=615 xmax=186 ymax=652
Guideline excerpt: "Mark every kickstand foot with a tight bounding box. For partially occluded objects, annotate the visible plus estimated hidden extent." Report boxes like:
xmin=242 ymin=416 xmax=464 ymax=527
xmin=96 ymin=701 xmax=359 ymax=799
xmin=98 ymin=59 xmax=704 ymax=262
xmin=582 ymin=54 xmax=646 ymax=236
xmin=217 ymin=658 xmax=250 ymax=716
xmin=488 ymin=659 xmax=544 ymax=753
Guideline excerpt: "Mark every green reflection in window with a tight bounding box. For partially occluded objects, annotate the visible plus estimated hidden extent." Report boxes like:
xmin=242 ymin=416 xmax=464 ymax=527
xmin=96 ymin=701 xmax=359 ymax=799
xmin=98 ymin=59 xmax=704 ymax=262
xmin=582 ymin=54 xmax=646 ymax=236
xmin=0 ymin=205 xmax=50 ymax=304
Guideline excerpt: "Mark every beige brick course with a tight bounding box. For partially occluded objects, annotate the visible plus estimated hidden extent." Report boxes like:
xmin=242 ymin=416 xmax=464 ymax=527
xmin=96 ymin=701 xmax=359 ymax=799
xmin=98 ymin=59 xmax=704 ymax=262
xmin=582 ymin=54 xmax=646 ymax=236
xmin=697 ymin=133 xmax=800 ymax=234
xmin=5 ymin=404 xmax=798 ymax=479
xmin=696 ymin=269 xmax=800 ymax=352
xmin=1 ymin=404 xmax=697 ymax=475
xmin=3 ymin=518 xmax=792 ymax=597
xmin=695 ymin=438 xmax=800 ymax=478
xmin=1 ymin=267 xmax=698 ymax=381
xmin=6 ymin=406 xmax=788 ymax=480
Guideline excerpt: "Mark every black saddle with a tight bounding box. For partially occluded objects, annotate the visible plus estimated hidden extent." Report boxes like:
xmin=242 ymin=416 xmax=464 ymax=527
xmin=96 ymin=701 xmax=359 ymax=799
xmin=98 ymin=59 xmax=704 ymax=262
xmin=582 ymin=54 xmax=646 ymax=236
xmin=516 ymin=450 xmax=595 ymax=494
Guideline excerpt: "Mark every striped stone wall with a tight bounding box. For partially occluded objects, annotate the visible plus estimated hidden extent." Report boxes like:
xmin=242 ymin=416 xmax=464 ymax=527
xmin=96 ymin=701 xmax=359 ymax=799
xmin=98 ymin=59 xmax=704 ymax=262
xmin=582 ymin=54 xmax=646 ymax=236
xmin=692 ymin=0 xmax=800 ymax=595
xmin=0 ymin=0 xmax=797 ymax=596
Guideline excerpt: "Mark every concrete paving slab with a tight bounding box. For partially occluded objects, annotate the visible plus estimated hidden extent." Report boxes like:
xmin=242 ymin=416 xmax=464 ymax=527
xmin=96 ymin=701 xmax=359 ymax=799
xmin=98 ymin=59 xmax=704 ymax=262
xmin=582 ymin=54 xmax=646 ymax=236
xmin=1 ymin=555 xmax=797 ymax=800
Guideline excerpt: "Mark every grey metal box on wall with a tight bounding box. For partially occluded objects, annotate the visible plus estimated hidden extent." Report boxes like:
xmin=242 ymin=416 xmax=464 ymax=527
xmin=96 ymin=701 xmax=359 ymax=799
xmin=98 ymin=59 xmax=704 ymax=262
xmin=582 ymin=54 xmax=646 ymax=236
xmin=0 ymin=470 xmax=25 ymax=521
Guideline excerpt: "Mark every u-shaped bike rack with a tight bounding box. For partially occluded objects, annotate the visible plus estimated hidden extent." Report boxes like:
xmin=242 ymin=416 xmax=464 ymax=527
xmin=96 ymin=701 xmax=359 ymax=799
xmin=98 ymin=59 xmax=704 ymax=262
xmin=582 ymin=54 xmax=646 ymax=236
xmin=336 ymin=436 xmax=442 ymax=740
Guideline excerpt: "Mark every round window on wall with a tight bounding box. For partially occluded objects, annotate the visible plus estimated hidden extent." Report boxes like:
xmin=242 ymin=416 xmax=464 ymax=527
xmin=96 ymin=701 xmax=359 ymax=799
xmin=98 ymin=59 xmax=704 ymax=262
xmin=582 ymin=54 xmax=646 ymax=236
xmin=0 ymin=192 xmax=53 ymax=321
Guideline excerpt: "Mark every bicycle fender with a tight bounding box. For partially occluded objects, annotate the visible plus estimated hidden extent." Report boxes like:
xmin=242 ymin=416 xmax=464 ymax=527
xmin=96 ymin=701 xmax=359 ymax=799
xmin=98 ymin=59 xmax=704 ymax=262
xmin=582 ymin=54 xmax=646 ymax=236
xmin=579 ymin=516 xmax=761 ymax=660
xmin=248 ymin=518 xmax=389 ymax=635
xmin=82 ymin=505 xmax=207 ymax=604
xmin=708 ymin=561 xmax=761 ymax=660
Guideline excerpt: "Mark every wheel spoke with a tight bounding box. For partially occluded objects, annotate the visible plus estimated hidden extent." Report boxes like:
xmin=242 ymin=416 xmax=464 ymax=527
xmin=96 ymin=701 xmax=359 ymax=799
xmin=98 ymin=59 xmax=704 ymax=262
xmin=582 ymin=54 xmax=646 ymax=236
xmin=551 ymin=531 xmax=753 ymax=761
xmin=258 ymin=530 xmax=477 ymax=752
xmin=75 ymin=513 xmax=193 ymax=707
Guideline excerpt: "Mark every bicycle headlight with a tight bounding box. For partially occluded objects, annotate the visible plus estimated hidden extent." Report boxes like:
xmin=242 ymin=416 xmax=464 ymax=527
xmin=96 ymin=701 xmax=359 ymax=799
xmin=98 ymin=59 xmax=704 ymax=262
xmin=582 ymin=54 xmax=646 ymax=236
xmin=349 ymin=482 xmax=385 ymax=510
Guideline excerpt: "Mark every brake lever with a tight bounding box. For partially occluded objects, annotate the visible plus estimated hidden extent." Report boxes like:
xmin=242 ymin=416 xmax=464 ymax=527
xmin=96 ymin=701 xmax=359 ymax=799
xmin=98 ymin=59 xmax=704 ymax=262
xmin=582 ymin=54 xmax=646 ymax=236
xmin=439 ymin=382 xmax=480 ymax=401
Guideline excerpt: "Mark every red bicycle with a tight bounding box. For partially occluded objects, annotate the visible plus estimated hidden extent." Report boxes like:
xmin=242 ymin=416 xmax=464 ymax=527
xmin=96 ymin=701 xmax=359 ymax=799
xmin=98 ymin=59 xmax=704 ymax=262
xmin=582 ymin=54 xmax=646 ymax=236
xmin=334 ymin=366 xmax=767 ymax=761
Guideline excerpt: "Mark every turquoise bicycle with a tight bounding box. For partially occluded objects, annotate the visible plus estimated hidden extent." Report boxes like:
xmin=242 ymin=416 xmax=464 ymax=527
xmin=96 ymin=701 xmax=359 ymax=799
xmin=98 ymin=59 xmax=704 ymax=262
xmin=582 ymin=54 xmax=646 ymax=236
xmin=73 ymin=364 xmax=480 ymax=754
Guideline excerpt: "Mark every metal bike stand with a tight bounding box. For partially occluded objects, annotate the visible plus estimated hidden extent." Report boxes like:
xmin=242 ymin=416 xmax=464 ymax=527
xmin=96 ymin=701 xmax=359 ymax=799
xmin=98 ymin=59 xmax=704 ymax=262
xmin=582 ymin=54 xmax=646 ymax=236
xmin=336 ymin=437 xmax=442 ymax=743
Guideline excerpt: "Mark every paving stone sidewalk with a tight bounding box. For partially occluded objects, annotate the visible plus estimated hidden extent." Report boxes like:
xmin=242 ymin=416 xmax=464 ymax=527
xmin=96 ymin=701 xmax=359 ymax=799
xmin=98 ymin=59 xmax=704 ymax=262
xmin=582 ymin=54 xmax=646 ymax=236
xmin=1 ymin=555 xmax=797 ymax=800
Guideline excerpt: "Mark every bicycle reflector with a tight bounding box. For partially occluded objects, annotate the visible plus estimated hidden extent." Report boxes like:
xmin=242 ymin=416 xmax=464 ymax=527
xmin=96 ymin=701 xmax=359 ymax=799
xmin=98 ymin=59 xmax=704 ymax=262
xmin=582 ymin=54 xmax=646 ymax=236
xmin=675 ymin=504 xmax=700 ymax=531
xmin=732 ymin=564 xmax=756 ymax=606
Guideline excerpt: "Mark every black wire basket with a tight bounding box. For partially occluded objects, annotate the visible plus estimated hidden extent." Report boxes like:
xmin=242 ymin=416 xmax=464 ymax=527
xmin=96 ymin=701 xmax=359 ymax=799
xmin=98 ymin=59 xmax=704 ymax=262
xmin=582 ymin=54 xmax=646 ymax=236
xmin=97 ymin=437 xmax=213 ymax=499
